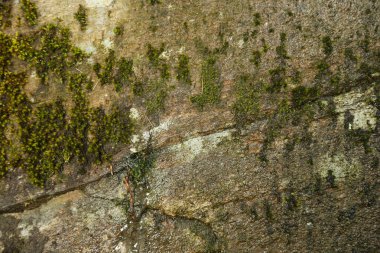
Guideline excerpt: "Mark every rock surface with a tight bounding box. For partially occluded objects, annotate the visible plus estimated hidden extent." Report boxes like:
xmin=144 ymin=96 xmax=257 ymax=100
xmin=1 ymin=0 xmax=379 ymax=252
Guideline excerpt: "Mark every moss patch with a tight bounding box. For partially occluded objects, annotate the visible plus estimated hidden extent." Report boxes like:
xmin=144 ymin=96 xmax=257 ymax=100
xmin=74 ymin=4 xmax=88 ymax=31
xmin=21 ymin=0 xmax=38 ymax=26
xmin=190 ymin=57 xmax=221 ymax=110
xmin=176 ymin=54 xmax=191 ymax=85
xmin=233 ymin=75 xmax=261 ymax=125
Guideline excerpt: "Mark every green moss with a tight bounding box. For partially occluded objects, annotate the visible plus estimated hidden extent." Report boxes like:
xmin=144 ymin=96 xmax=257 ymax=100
xmin=21 ymin=0 xmax=38 ymax=26
xmin=23 ymin=100 xmax=66 ymax=186
xmin=150 ymin=0 xmax=160 ymax=5
xmin=263 ymin=200 xmax=273 ymax=221
xmin=267 ymin=67 xmax=286 ymax=93
xmin=291 ymin=86 xmax=319 ymax=108
xmin=316 ymin=59 xmax=330 ymax=77
xmin=233 ymin=75 xmax=261 ymax=124
xmin=0 ymin=32 xmax=12 ymax=77
xmin=283 ymin=191 xmax=297 ymax=211
xmin=113 ymin=25 xmax=124 ymax=36
xmin=88 ymin=108 xmax=108 ymax=164
xmin=253 ymin=13 xmax=261 ymax=26
xmin=65 ymin=73 xmax=90 ymax=164
xmin=146 ymin=43 xmax=170 ymax=80
xmin=132 ymin=81 xmax=144 ymax=96
xmin=11 ymin=23 xmax=85 ymax=84
xmin=261 ymin=38 xmax=269 ymax=53
xmin=94 ymin=49 xmax=115 ymax=86
xmin=114 ymin=57 xmax=134 ymax=92
xmin=88 ymin=105 xmax=133 ymax=164
xmin=147 ymin=43 xmax=164 ymax=67
xmin=251 ymin=30 xmax=258 ymax=38
xmin=243 ymin=31 xmax=250 ymax=42
xmin=286 ymin=10 xmax=294 ymax=17
xmin=326 ymin=169 xmax=336 ymax=188
xmin=322 ymin=36 xmax=333 ymax=56
xmin=145 ymin=80 xmax=168 ymax=115
xmin=176 ymin=54 xmax=191 ymax=85
xmin=0 ymin=22 xmax=134 ymax=186
xmin=344 ymin=48 xmax=357 ymax=63
xmin=360 ymin=34 xmax=370 ymax=53
xmin=276 ymin=33 xmax=289 ymax=59
xmin=0 ymin=0 xmax=12 ymax=29
xmin=250 ymin=50 xmax=261 ymax=67
xmin=190 ymin=57 xmax=221 ymax=110
xmin=291 ymin=70 xmax=302 ymax=84
xmin=74 ymin=4 xmax=88 ymax=31
xmin=346 ymin=128 xmax=373 ymax=153
xmin=159 ymin=62 xmax=170 ymax=80
xmin=128 ymin=138 xmax=154 ymax=184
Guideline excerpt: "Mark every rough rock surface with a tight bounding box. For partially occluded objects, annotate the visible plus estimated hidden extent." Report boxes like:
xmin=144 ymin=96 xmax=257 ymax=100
xmin=1 ymin=0 xmax=379 ymax=252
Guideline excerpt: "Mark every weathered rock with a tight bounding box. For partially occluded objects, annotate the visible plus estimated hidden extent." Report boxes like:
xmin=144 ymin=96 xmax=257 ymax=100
xmin=1 ymin=0 xmax=379 ymax=252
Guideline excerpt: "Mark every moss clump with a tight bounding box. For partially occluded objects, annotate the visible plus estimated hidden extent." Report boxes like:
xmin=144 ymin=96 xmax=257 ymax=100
xmin=0 ymin=72 xmax=32 ymax=176
xmin=267 ymin=33 xmax=289 ymax=92
xmin=253 ymin=13 xmax=261 ymax=26
xmin=263 ymin=200 xmax=273 ymax=221
xmin=233 ymin=75 xmax=261 ymax=124
xmin=21 ymin=0 xmax=38 ymax=26
xmin=88 ymin=105 xmax=133 ymax=164
xmin=145 ymin=80 xmax=168 ymax=115
xmin=322 ymin=36 xmax=333 ymax=56
xmin=275 ymin=33 xmax=289 ymax=60
xmin=147 ymin=43 xmax=164 ymax=67
xmin=267 ymin=67 xmax=286 ymax=93
xmin=0 ymin=32 xmax=12 ymax=77
xmin=250 ymin=50 xmax=261 ymax=67
xmin=23 ymin=100 xmax=66 ymax=186
xmin=315 ymin=59 xmax=330 ymax=78
xmin=176 ymin=54 xmax=191 ymax=85
xmin=114 ymin=57 xmax=134 ymax=92
xmin=291 ymin=86 xmax=319 ymax=108
xmin=146 ymin=43 xmax=170 ymax=80
xmin=261 ymin=38 xmax=269 ymax=53
xmin=113 ymin=25 xmax=124 ymax=36
xmin=190 ymin=57 xmax=221 ymax=110
xmin=11 ymin=24 xmax=87 ymax=84
xmin=0 ymin=0 xmax=12 ymax=29
xmin=150 ymin=0 xmax=160 ymax=5
xmin=0 ymin=22 xmax=134 ymax=186
xmin=346 ymin=128 xmax=373 ymax=153
xmin=94 ymin=49 xmax=115 ymax=86
xmin=65 ymin=73 xmax=91 ymax=164
xmin=344 ymin=48 xmax=357 ymax=63
xmin=291 ymin=70 xmax=302 ymax=84
xmin=74 ymin=4 xmax=88 ymax=31
xmin=326 ymin=170 xmax=336 ymax=188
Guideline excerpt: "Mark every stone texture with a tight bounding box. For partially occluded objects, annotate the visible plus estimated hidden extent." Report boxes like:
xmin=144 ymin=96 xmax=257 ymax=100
xmin=1 ymin=0 xmax=380 ymax=252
